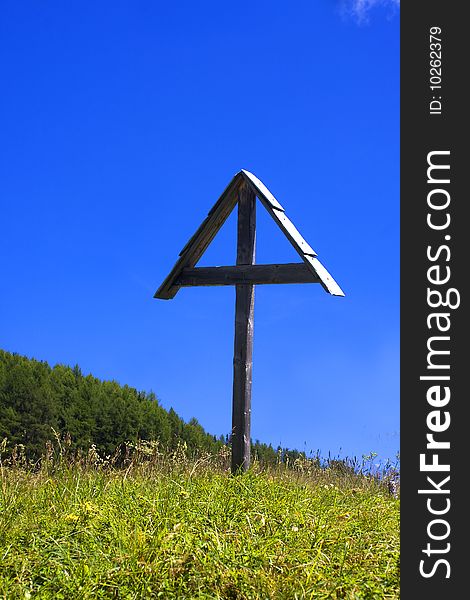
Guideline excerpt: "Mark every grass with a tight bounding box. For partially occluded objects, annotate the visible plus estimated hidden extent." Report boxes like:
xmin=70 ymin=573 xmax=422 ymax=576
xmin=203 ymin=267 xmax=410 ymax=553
xmin=0 ymin=441 xmax=399 ymax=599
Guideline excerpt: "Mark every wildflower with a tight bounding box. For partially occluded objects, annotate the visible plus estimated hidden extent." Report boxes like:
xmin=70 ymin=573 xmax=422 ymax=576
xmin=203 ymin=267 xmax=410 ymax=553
xmin=65 ymin=514 xmax=79 ymax=523
xmin=82 ymin=502 xmax=97 ymax=513
xmin=387 ymin=478 xmax=399 ymax=499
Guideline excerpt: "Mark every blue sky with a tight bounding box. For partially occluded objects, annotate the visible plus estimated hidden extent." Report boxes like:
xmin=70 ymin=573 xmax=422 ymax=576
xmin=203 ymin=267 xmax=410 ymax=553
xmin=0 ymin=2 xmax=399 ymax=462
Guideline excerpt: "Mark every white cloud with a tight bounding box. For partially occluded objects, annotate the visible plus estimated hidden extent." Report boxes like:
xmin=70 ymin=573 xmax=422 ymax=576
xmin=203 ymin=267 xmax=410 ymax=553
xmin=342 ymin=0 xmax=400 ymax=24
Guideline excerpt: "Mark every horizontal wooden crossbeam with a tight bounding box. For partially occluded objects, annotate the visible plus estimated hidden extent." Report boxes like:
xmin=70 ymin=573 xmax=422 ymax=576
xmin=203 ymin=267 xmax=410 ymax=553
xmin=175 ymin=263 xmax=320 ymax=287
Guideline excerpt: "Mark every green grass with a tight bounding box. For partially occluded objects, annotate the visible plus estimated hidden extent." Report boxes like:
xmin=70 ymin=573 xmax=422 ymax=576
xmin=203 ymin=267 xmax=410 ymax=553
xmin=0 ymin=443 xmax=399 ymax=599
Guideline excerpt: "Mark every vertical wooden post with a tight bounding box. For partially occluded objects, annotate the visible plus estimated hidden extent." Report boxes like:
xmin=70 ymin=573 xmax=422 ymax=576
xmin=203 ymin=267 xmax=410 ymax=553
xmin=231 ymin=183 xmax=256 ymax=474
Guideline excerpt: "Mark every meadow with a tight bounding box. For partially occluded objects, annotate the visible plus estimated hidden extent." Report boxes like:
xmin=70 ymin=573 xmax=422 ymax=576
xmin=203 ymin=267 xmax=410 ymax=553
xmin=0 ymin=441 xmax=399 ymax=600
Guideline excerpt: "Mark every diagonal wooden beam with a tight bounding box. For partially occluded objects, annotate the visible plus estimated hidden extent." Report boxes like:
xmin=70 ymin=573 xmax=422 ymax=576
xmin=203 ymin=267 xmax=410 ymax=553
xmin=154 ymin=172 xmax=244 ymax=299
xmin=241 ymin=170 xmax=317 ymax=256
xmin=154 ymin=169 xmax=345 ymax=299
xmin=176 ymin=263 xmax=320 ymax=287
xmin=240 ymin=170 xmax=344 ymax=296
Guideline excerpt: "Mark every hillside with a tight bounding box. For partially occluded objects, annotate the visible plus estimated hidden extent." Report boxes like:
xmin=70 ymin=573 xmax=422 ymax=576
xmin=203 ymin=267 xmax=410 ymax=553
xmin=0 ymin=349 xmax=400 ymax=598
xmin=0 ymin=349 xmax=286 ymax=465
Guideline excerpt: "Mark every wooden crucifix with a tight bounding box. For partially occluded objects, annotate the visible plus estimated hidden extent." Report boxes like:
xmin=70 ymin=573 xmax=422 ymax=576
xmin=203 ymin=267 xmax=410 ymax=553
xmin=154 ymin=170 xmax=344 ymax=474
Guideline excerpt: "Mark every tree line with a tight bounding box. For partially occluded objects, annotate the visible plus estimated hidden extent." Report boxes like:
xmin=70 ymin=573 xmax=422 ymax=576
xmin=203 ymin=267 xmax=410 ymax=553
xmin=0 ymin=349 xmax=301 ymax=465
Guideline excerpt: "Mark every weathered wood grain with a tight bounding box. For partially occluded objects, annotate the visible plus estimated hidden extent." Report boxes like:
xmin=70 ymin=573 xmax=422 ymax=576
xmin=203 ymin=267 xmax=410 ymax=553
xmin=231 ymin=183 xmax=256 ymax=474
xmin=154 ymin=169 xmax=344 ymax=300
xmin=240 ymin=170 xmax=346 ymax=295
xmin=154 ymin=172 xmax=244 ymax=299
xmin=176 ymin=263 xmax=320 ymax=286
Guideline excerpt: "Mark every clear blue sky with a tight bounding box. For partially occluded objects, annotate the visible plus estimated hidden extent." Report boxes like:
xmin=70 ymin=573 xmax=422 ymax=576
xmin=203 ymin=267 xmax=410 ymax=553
xmin=0 ymin=1 xmax=399 ymax=463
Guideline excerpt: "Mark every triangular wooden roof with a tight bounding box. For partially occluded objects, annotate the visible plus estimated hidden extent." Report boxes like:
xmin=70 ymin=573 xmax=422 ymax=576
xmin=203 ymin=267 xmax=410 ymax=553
xmin=154 ymin=170 xmax=344 ymax=299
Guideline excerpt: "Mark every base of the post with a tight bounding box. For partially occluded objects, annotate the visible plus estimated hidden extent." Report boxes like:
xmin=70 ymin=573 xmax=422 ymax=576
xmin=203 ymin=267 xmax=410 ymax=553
xmin=230 ymin=431 xmax=251 ymax=475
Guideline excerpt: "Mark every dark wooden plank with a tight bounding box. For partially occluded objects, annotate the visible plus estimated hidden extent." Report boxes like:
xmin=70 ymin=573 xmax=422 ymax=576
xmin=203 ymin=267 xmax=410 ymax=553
xmin=231 ymin=183 xmax=256 ymax=474
xmin=176 ymin=263 xmax=320 ymax=286
xmin=180 ymin=172 xmax=242 ymax=255
xmin=154 ymin=169 xmax=344 ymax=300
xmin=154 ymin=171 xmax=244 ymax=299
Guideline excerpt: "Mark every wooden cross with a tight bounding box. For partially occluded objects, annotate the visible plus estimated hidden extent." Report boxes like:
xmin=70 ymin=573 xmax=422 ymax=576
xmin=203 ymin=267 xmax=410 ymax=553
xmin=154 ymin=170 xmax=344 ymax=474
